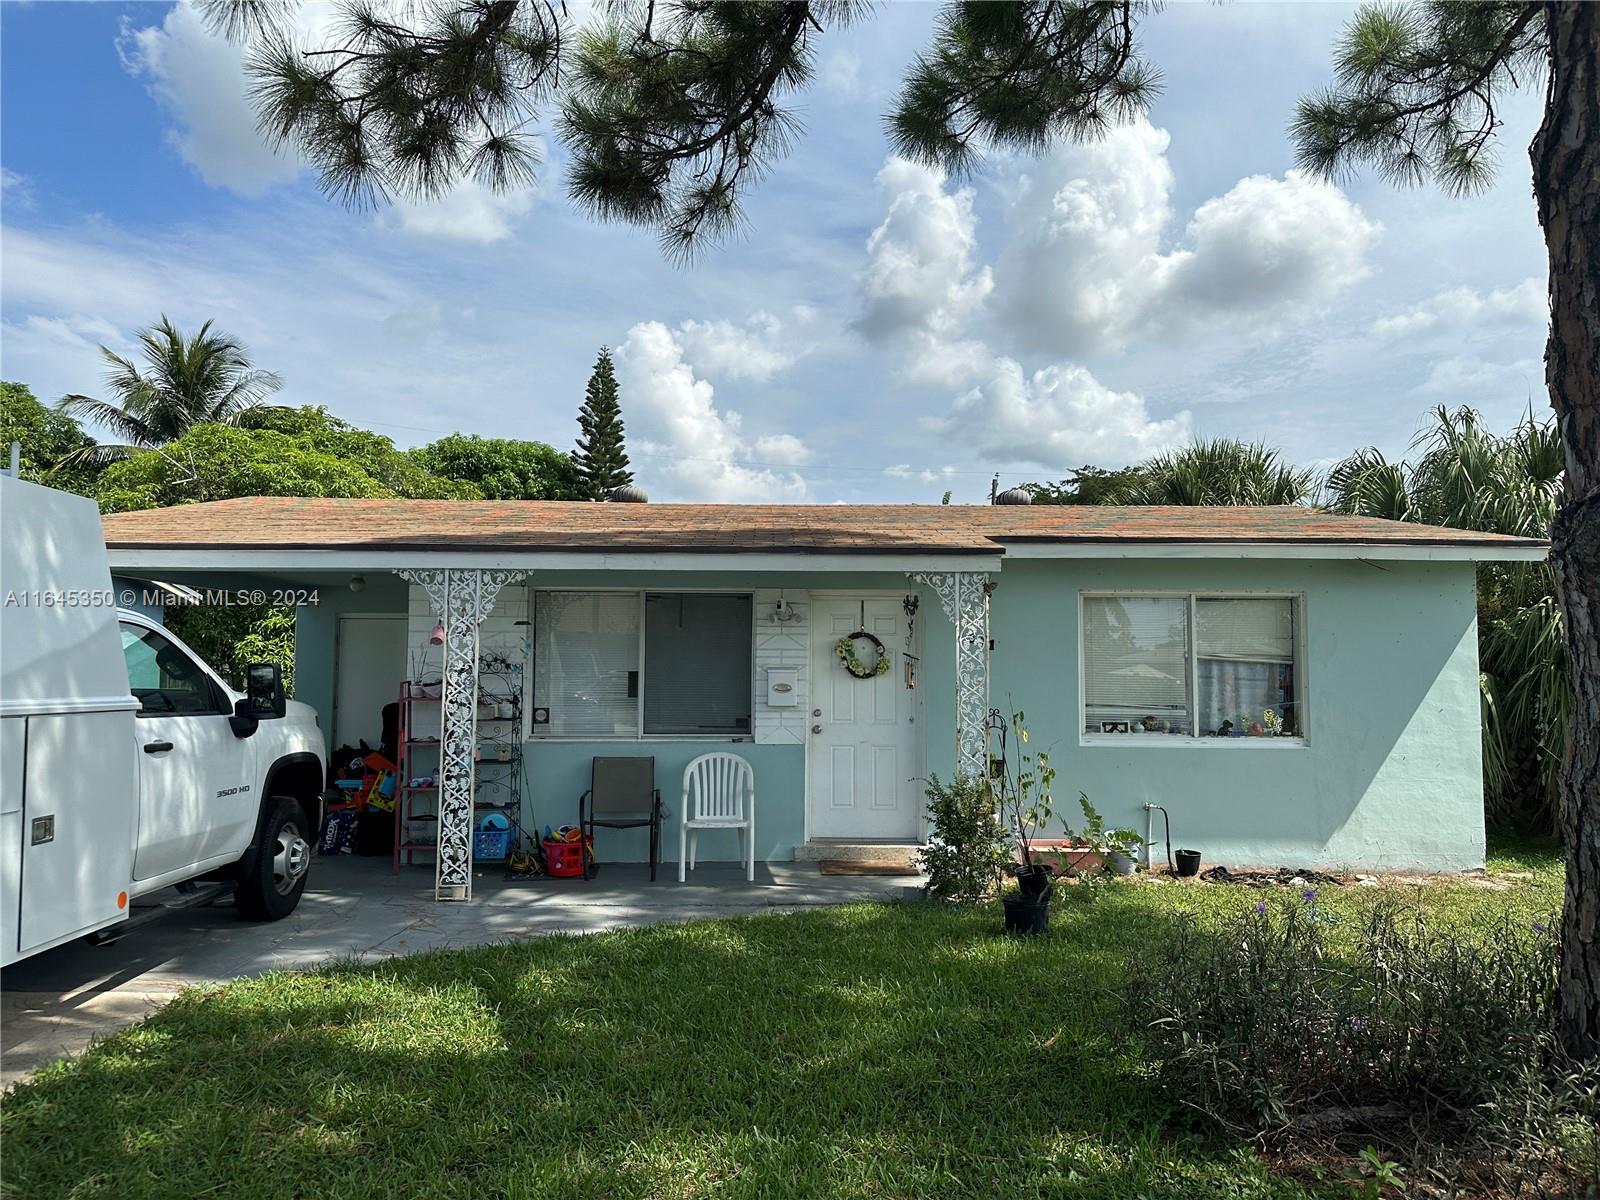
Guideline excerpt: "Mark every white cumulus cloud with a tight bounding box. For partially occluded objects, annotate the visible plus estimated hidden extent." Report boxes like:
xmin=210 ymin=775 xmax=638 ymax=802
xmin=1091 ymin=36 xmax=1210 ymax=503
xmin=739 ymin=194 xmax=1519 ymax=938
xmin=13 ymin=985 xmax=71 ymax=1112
xmin=994 ymin=120 xmax=1380 ymax=354
xmin=674 ymin=309 xmax=813 ymax=383
xmin=613 ymin=322 xmax=811 ymax=503
xmin=753 ymin=433 xmax=813 ymax=466
xmin=1372 ymin=278 xmax=1547 ymax=337
xmin=117 ymin=1 xmax=302 ymax=196
xmin=926 ymin=358 xmax=1191 ymax=471
xmin=856 ymin=157 xmax=993 ymax=386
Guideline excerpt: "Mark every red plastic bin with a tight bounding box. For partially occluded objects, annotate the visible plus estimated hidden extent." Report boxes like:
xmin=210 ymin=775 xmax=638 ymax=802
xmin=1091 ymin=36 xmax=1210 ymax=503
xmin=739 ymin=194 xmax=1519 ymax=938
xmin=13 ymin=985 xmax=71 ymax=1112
xmin=543 ymin=836 xmax=590 ymax=878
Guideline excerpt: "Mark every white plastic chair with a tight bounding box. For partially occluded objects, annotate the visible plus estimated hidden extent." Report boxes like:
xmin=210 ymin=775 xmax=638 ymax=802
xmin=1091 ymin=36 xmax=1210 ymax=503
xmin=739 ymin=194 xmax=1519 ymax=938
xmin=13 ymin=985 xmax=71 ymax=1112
xmin=680 ymin=753 xmax=756 ymax=883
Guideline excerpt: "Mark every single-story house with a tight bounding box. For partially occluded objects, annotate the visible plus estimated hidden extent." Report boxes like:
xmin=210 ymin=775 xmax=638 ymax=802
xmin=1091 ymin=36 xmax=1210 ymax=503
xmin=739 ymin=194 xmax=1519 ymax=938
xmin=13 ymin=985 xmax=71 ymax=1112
xmin=100 ymin=498 xmax=1547 ymax=900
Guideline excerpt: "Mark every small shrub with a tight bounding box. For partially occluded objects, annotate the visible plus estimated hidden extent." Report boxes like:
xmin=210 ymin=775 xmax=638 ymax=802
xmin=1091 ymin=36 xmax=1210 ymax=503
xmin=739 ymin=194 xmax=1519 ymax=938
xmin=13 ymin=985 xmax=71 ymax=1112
xmin=918 ymin=773 xmax=1009 ymax=903
xmin=1129 ymin=897 xmax=1599 ymax=1190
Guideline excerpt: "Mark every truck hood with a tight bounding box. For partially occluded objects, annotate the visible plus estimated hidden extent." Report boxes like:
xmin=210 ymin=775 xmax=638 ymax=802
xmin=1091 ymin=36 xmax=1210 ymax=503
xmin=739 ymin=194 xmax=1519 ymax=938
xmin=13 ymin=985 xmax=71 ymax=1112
xmin=285 ymin=698 xmax=319 ymax=727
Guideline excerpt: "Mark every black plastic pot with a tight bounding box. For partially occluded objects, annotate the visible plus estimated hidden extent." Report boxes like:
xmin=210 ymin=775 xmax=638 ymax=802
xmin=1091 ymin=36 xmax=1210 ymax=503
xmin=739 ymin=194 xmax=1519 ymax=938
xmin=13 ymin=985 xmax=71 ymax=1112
xmin=1014 ymin=863 xmax=1053 ymax=898
xmin=1175 ymin=848 xmax=1202 ymax=878
xmin=1002 ymin=889 xmax=1051 ymax=936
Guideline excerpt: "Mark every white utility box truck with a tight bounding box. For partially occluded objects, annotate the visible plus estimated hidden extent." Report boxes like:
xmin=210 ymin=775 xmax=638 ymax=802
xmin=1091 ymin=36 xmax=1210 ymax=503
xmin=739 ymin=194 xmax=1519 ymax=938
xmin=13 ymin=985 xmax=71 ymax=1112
xmin=1 ymin=474 xmax=326 ymax=966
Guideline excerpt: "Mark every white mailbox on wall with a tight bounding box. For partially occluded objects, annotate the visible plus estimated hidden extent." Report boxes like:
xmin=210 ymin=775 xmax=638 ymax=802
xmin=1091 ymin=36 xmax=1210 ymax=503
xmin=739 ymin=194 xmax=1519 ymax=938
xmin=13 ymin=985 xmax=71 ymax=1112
xmin=765 ymin=667 xmax=799 ymax=707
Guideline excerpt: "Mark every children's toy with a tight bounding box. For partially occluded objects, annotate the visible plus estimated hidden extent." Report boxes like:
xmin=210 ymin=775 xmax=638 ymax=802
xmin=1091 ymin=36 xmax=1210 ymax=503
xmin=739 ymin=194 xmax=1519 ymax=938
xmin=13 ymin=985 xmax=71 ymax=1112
xmin=542 ymin=824 xmax=592 ymax=877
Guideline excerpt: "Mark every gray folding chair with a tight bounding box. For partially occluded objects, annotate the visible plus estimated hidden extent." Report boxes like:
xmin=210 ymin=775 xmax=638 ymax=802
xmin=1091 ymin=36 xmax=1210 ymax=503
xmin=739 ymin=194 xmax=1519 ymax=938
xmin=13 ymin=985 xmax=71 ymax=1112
xmin=579 ymin=757 xmax=664 ymax=881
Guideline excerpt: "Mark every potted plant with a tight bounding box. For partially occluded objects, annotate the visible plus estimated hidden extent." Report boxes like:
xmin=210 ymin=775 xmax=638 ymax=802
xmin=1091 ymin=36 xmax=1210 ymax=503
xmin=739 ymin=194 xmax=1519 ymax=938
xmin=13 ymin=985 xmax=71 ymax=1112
xmin=993 ymin=711 xmax=1058 ymax=934
xmin=1059 ymin=792 xmax=1145 ymax=880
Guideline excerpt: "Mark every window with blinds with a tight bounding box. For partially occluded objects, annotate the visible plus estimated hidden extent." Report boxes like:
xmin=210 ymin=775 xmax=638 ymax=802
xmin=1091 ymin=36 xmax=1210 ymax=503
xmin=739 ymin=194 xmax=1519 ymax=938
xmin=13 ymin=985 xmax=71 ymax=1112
xmin=530 ymin=590 xmax=753 ymax=738
xmin=533 ymin=591 xmax=640 ymax=737
xmin=1082 ymin=596 xmax=1192 ymax=736
xmin=1081 ymin=594 xmax=1303 ymax=741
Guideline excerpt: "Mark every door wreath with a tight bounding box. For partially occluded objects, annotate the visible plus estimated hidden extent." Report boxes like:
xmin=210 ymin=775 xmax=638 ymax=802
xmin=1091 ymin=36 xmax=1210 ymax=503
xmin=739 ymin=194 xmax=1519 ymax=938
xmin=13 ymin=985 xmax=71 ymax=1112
xmin=836 ymin=631 xmax=891 ymax=679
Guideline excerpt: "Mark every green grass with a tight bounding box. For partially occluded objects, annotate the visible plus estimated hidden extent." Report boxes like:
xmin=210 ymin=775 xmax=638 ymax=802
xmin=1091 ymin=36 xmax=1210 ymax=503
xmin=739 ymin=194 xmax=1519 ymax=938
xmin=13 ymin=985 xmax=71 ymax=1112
xmin=3 ymin=844 xmax=1564 ymax=1200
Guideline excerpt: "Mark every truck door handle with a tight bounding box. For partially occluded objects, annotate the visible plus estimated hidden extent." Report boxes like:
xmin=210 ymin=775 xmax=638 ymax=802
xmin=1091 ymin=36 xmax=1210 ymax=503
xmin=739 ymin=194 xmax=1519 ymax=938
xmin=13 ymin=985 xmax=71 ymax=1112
xmin=143 ymin=741 xmax=174 ymax=754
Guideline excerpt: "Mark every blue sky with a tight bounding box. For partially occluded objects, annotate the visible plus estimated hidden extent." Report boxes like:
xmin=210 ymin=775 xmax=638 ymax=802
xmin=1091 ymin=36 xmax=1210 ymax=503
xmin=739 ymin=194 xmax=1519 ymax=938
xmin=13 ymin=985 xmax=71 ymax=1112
xmin=0 ymin=1 xmax=1551 ymax=502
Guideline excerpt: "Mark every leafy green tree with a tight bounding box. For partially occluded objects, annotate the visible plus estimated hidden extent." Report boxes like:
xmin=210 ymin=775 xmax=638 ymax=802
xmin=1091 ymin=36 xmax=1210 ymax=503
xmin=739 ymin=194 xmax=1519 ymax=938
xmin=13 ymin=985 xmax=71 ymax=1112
xmin=165 ymin=604 xmax=297 ymax=696
xmin=1028 ymin=441 xmax=1313 ymax=507
xmin=410 ymin=433 xmax=585 ymax=500
xmin=1114 ymin=439 xmax=1316 ymax=506
xmin=56 ymin=316 xmax=283 ymax=467
xmin=94 ymin=406 xmax=479 ymax=512
xmin=210 ymin=0 xmax=864 ymax=259
xmin=1025 ymin=466 xmax=1152 ymax=506
xmin=1328 ymin=407 xmax=1565 ymax=835
xmin=573 ymin=348 xmax=633 ymax=500
xmin=236 ymin=406 xmax=479 ymax=498
xmin=0 ymin=381 xmax=102 ymax=496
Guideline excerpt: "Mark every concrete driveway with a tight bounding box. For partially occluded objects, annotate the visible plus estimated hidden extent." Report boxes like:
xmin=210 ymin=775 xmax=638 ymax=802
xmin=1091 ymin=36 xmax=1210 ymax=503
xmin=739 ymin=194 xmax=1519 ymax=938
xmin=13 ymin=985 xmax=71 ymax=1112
xmin=2 ymin=856 xmax=919 ymax=1088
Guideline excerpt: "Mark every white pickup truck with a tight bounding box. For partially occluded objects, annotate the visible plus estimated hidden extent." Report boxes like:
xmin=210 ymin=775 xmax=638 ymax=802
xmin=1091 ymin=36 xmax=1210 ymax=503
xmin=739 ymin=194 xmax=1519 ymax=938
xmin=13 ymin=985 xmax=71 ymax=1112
xmin=1 ymin=474 xmax=326 ymax=966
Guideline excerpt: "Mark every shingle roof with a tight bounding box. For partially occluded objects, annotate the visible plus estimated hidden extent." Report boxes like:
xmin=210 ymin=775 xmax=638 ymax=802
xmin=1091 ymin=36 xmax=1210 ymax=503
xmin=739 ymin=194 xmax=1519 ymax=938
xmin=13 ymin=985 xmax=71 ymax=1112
xmin=100 ymin=497 xmax=1548 ymax=557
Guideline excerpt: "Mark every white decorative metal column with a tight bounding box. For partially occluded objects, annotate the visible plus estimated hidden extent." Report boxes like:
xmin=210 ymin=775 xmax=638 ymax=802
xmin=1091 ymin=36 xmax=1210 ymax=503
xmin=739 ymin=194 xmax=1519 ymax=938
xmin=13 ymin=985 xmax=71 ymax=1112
xmin=907 ymin=572 xmax=993 ymax=779
xmin=397 ymin=567 xmax=524 ymax=901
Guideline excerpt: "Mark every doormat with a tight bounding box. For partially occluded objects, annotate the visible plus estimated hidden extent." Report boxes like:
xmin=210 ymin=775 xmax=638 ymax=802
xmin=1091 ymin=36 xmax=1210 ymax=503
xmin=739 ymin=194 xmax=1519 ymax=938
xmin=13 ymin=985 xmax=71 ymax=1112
xmin=818 ymin=860 xmax=920 ymax=876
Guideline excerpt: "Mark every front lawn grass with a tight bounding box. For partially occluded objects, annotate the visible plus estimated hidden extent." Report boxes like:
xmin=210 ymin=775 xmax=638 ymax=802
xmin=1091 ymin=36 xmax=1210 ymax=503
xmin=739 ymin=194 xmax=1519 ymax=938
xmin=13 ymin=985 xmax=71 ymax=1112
xmin=2 ymin=844 xmax=1563 ymax=1200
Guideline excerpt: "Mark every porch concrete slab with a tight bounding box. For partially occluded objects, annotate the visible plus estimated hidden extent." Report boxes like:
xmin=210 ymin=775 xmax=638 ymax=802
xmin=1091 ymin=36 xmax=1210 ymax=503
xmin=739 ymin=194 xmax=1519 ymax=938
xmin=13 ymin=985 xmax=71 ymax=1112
xmin=1 ymin=856 xmax=922 ymax=1088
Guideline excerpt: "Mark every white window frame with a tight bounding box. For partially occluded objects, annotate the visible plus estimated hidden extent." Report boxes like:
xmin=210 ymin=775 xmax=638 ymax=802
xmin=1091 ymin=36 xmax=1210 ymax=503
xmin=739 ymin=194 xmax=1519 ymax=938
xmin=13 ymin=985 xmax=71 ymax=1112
xmin=523 ymin=586 xmax=757 ymax=742
xmin=1077 ymin=589 xmax=1308 ymax=749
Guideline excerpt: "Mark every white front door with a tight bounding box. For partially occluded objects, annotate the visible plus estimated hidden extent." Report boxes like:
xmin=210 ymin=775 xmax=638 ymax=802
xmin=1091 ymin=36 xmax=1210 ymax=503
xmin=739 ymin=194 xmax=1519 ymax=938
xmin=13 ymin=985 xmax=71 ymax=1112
xmin=808 ymin=596 xmax=920 ymax=841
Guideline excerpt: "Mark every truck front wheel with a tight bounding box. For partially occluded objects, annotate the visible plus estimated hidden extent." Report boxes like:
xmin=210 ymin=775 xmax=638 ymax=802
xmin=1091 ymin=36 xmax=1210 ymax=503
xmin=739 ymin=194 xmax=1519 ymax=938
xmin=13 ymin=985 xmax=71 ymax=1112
xmin=236 ymin=796 xmax=312 ymax=921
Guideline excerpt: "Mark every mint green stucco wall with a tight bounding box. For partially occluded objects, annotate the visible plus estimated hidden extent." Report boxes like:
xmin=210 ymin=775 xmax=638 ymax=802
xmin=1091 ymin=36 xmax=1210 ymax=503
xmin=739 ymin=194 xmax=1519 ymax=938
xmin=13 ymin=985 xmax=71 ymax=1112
xmin=523 ymin=742 xmax=802 ymax=863
xmin=292 ymin=574 xmax=411 ymax=724
xmin=292 ymin=557 xmax=1485 ymax=873
xmin=295 ymin=569 xmax=950 ymax=868
xmin=987 ymin=559 xmax=1485 ymax=872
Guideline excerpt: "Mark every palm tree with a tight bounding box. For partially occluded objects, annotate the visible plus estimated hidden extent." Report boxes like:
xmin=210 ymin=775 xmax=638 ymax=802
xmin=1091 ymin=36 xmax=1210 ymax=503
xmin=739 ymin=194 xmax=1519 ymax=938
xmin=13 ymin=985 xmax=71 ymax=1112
xmin=54 ymin=316 xmax=283 ymax=468
xmin=1327 ymin=407 xmax=1564 ymax=832
xmin=1101 ymin=438 xmax=1317 ymax=506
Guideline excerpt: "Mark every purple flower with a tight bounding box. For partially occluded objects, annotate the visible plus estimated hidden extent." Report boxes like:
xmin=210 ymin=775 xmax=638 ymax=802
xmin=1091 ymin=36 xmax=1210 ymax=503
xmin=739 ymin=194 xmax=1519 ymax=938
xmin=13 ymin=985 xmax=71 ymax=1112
xmin=1302 ymin=888 xmax=1317 ymax=904
xmin=1533 ymin=921 xmax=1547 ymax=934
xmin=1348 ymin=1016 xmax=1367 ymax=1032
xmin=1254 ymin=901 xmax=1268 ymax=914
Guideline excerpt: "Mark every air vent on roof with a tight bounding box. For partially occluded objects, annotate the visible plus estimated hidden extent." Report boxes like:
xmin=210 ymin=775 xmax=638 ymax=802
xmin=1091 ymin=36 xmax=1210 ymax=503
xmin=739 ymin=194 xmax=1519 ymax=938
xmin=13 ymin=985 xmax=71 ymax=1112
xmin=994 ymin=486 xmax=1033 ymax=505
xmin=609 ymin=484 xmax=649 ymax=503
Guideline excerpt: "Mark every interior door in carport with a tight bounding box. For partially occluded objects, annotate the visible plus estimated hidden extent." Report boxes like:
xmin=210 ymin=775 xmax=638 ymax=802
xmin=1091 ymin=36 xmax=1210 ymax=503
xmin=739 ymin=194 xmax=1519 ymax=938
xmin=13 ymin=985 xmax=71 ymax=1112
xmin=335 ymin=616 xmax=408 ymax=751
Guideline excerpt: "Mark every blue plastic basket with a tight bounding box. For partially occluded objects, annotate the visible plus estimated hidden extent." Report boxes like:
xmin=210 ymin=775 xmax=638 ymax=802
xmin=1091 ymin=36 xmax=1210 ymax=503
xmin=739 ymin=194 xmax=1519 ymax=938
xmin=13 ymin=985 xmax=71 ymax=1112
xmin=473 ymin=826 xmax=512 ymax=860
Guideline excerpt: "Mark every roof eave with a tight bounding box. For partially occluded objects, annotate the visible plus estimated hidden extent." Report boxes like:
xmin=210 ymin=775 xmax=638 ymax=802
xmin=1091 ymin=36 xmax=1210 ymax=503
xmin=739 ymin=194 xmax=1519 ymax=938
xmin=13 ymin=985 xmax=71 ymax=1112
xmin=997 ymin=540 xmax=1548 ymax=562
xmin=103 ymin=546 xmax=1008 ymax=575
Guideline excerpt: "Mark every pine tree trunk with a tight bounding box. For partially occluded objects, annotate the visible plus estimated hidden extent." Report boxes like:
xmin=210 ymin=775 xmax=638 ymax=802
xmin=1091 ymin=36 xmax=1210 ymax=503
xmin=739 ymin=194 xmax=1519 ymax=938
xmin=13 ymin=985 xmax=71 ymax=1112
xmin=1533 ymin=0 xmax=1600 ymax=1062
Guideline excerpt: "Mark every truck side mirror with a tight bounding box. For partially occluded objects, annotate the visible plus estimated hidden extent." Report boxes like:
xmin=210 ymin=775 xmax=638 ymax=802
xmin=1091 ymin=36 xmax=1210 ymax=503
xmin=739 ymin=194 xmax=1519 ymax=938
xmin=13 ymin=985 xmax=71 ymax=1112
xmin=229 ymin=698 xmax=260 ymax=739
xmin=245 ymin=663 xmax=286 ymax=718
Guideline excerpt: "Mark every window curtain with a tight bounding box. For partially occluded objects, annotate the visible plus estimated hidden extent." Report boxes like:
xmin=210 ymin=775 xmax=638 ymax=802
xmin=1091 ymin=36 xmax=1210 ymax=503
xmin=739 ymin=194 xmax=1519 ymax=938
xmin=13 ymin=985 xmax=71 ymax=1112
xmin=1196 ymin=598 xmax=1296 ymax=734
